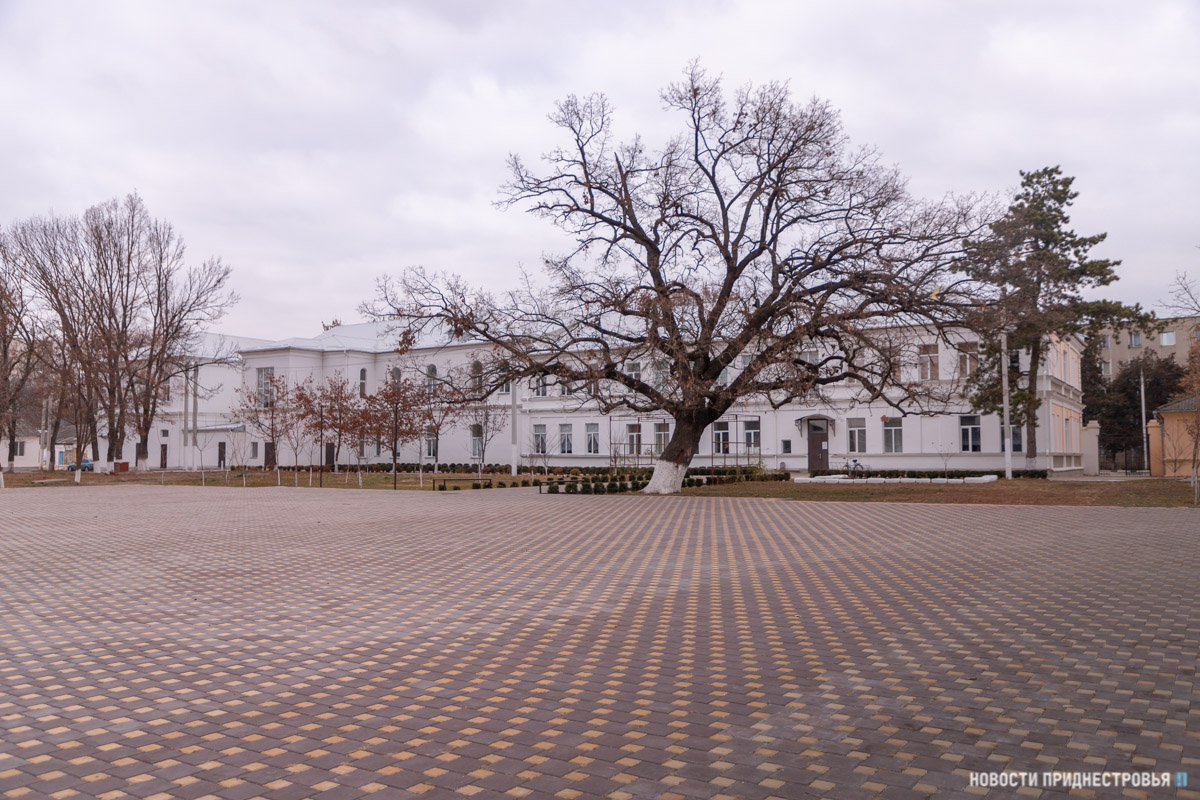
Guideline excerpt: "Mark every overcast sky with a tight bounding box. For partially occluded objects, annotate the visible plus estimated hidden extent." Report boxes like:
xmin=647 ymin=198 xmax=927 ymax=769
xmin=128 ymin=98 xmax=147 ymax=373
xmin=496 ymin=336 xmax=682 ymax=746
xmin=2 ymin=0 xmax=1196 ymax=339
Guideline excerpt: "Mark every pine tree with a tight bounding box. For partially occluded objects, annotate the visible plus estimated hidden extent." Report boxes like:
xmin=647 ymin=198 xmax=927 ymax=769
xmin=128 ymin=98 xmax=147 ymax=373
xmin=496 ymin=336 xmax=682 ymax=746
xmin=966 ymin=167 xmax=1150 ymax=461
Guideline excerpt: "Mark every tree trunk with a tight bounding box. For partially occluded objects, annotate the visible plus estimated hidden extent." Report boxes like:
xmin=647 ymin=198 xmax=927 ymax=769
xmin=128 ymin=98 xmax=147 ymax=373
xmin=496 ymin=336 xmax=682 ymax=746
xmin=6 ymin=417 xmax=16 ymax=473
xmin=643 ymin=415 xmax=708 ymax=495
xmin=136 ymin=434 xmax=149 ymax=471
xmin=1025 ymin=338 xmax=1043 ymax=464
xmin=48 ymin=417 xmax=61 ymax=472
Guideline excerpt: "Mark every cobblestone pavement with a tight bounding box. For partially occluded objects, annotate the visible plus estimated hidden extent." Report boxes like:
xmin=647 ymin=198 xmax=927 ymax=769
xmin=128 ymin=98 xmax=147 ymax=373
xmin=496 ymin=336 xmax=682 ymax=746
xmin=1 ymin=487 xmax=1197 ymax=800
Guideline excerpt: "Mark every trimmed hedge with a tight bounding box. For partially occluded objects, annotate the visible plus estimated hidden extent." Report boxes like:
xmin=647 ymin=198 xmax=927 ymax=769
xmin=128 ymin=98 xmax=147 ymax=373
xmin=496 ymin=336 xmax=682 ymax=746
xmin=808 ymin=468 xmax=1049 ymax=479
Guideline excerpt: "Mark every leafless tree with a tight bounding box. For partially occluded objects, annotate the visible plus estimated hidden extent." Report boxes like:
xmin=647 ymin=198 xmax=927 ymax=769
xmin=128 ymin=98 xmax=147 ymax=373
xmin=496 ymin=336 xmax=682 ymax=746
xmin=1 ymin=194 xmax=234 ymax=471
xmin=1166 ymin=271 xmax=1200 ymax=317
xmin=365 ymin=368 xmax=424 ymax=489
xmin=460 ymin=401 xmax=508 ymax=481
xmin=0 ymin=257 xmax=38 ymax=475
xmin=233 ymin=372 xmax=291 ymax=485
xmin=370 ymin=64 xmax=988 ymax=493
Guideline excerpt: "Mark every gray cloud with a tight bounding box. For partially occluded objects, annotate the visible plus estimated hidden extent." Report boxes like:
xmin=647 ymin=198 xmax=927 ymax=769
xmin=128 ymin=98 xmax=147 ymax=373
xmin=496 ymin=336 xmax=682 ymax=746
xmin=1 ymin=0 xmax=1196 ymax=337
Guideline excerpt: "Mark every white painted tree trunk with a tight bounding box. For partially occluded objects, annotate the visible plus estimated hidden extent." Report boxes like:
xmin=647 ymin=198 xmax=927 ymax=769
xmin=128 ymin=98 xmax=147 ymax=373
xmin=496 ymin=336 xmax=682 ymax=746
xmin=643 ymin=460 xmax=689 ymax=495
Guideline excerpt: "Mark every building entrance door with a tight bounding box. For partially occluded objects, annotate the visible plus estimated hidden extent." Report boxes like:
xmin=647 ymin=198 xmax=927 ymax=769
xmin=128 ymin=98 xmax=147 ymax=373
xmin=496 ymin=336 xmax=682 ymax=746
xmin=807 ymin=419 xmax=829 ymax=471
xmin=218 ymin=442 xmax=226 ymax=468
xmin=160 ymin=444 xmax=168 ymax=469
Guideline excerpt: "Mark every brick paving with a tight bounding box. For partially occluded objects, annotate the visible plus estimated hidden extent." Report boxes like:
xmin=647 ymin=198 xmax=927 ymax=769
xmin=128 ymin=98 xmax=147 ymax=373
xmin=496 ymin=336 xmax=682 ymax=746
xmin=1 ymin=486 xmax=1197 ymax=800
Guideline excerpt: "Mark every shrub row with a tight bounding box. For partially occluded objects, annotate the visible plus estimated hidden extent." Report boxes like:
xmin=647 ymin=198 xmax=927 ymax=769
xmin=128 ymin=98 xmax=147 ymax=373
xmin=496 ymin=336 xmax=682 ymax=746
xmin=807 ymin=468 xmax=1049 ymax=479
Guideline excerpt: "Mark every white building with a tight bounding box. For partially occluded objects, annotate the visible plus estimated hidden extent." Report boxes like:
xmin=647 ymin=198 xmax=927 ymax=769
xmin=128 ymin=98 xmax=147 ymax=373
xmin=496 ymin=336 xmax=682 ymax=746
xmin=140 ymin=321 xmax=1087 ymax=476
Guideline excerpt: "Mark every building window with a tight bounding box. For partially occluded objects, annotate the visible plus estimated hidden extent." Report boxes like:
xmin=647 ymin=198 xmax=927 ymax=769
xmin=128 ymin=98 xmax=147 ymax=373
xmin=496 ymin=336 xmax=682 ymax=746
xmin=1009 ymin=350 xmax=1021 ymax=373
xmin=717 ymin=368 xmax=728 ymax=386
xmin=1129 ymin=332 xmax=1141 ymax=348
xmin=1161 ymin=331 xmax=1176 ymax=346
xmin=1101 ymin=360 xmax=1112 ymax=377
xmin=743 ymin=419 xmax=761 ymax=450
xmin=781 ymin=439 xmax=792 ymax=454
xmin=471 ymin=361 xmax=483 ymax=392
xmin=712 ymin=421 xmax=730 ymax=454
xmin=533 ymin=424 xmax=547 ymax=455
xmin=391 ymin=367 xmax=401 ymax=385
xmin=918 ymin=344 xmax=939 ymax=381
xmin=957 ymin=342 xmax=979 ymax=377
xmin=559 ymin=424 xmax=573 ymax=454
xmin=1099 ymin=334 xmax=1110 ymax=349
xmin=1194 ymin=328 xmax=1200 ymax=343
xmin=251 ymin=441 xmax=259 ymax=460
xmin=532 ymin=376 xmax=548 ymax=397
xmin=561 ymin=380 xmax=574 ymax=396
xmin=424 ymin=428 xmax=437 ymax=459
xmin=425 ymin=364 xmax=438 ymax=393
xmin=626 ymin=424 xmax=642 ymax=454
xmin=848 ymin=418 xmax=866 ymax=453
xmin=14 ymin=441 xmax=25 ymax=457
xmin=883 ymin=418 xmax=903 ymax=453
xmin=499 ymin=378 xmax=510 ymax=394
xmin=1000 ymin=422 xmax=1023 ymax=453
xmin=960 ymin=415 xmax=981 ymax=452
xmin=628 ymin=362 xmax=642 ymax=384
xmin=652 ymin=361 xmax=669 ymax=391
xmin=256 ymin=367 xmax=274 ymax=408
xmin=470 ymin=424 xmax=483 ymax=458
xmin=654 ymin=423 xmax=670 ymax=453
xmin=359 ymin=368 xmax=367 ymax=397
xmin=586 ymin=423 xmax=600 ymax=454
xmin=160 ymin=429 xmax=169 ymax=438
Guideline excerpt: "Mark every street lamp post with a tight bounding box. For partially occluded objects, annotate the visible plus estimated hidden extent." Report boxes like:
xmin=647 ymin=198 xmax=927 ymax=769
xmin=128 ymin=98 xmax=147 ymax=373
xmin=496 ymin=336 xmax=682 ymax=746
xmin=1001 ymin=332 xmax=1013 ymax=480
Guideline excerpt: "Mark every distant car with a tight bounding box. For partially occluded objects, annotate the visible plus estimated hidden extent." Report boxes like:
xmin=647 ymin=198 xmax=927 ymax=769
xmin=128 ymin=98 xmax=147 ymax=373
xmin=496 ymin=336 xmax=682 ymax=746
xmin=67 ymin=458 xmax=94 ymax=472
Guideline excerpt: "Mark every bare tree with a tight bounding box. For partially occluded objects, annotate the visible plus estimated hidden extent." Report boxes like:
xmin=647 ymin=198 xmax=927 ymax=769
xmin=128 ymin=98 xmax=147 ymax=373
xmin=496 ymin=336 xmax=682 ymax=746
xmin=1166 ymin=271 xmax=1200 ymax=317
xmin=233 ymin=371 xmax=291 ymax=485
xmin=460 ymin=401 xmax=508 ymax=481
xmin=370 ymin=64 xmax=987 ymax=493
xmin=0 ymin=257 xmax=38 ymax=477
xmin=2 ymin=194 xmax=234 ymax=471
xmin=365 ymin=368 xmax=423 ymax=489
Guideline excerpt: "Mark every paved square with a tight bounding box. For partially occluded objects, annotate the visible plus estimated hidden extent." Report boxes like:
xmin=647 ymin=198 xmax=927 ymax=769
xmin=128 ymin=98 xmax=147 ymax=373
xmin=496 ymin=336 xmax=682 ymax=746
xmin=1 ymin=487 xmax=1197 ymax=799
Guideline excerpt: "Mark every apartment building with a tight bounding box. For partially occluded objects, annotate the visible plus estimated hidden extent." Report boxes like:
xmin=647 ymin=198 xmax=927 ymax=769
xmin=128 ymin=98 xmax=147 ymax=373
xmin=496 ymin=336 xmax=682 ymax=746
xmin=1097 ymin=316 xmax=1200 ymax=375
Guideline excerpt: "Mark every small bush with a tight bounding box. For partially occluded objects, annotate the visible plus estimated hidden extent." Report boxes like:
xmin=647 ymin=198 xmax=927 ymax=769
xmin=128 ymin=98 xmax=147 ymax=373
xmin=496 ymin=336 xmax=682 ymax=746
xmin=547 ymin=483 xmax=560 ymax=494
xmin=521 ymin=479 xmax=531 ymax=487
xmin=580 ymin=482 xmax=592 ymax=494
xmin=565 ymin=482 xmax=577 ymax=494
xmin=472 ymin=482 xmax=481 ymax=489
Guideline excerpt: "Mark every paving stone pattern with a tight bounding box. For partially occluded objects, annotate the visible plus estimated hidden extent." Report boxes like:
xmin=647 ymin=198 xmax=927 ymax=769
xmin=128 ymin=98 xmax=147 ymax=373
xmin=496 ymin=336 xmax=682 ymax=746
xmin=1 ymin=486 xmax=1197 ymax=799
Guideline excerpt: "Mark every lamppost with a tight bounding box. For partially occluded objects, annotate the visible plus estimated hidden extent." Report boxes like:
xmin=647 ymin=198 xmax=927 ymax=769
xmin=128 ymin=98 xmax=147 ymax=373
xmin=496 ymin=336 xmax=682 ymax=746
xmin=1001 ymin=331 xmax=1013 ymax=480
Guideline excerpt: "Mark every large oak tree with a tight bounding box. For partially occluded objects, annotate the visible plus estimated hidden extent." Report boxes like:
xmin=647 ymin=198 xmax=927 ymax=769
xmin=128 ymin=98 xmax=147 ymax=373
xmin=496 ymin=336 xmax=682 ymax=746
xmin=372 ymin=65 xmax=988 ymax=493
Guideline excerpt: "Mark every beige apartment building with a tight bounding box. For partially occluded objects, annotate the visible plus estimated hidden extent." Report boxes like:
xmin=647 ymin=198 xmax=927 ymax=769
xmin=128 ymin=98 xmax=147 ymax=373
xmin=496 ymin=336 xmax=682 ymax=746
xmin=1098 ymin=316 xmax=1200 ymax=375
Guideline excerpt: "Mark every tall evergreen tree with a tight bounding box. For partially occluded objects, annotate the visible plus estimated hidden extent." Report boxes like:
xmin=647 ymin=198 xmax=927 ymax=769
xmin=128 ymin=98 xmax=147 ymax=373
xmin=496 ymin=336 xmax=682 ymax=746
xmin=966 ymin=167 xmax=1150 ymax=461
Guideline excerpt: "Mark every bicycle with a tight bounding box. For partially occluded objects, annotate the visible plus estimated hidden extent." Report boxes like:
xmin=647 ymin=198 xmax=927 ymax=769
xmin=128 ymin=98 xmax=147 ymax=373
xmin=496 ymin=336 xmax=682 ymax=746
xmin=846 ymin=458 xmax=869 ymax=478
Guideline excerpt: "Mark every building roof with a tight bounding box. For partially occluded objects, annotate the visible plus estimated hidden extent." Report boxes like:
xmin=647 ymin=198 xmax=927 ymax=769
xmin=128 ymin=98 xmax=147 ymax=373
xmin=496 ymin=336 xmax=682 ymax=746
xmin=238 ymin=320 xmax=456 ymax=355
xmin=1155 ymin=393 xmax=1200 ymax=414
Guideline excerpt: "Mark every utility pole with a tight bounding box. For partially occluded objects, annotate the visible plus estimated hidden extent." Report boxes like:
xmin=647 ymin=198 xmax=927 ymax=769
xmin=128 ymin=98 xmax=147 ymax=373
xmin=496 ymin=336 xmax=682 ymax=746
xmin=1139 ymin=367 xmax=1148 ymax=473
xmin=1001 ymin=332 xmax=1013 ymax=480
xmin=510 ymin=380 xmax=518 ymax=477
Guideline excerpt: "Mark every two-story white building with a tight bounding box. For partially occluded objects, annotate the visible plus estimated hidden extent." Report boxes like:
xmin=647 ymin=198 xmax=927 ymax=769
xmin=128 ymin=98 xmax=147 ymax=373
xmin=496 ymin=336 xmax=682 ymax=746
xmin=139 ymin=321 xmax=1087 ymax=476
